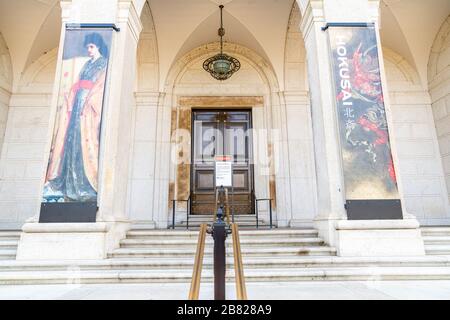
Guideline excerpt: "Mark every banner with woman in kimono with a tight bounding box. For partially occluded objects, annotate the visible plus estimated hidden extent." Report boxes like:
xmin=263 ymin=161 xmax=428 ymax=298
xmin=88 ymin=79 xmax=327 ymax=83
xmin=42 ymin=29 xmax=112 ymax=207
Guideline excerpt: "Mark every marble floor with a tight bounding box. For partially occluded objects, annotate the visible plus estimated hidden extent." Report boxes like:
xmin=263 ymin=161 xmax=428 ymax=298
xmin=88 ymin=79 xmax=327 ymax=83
xmin=0 ymin=281 xmax=450 ymax=300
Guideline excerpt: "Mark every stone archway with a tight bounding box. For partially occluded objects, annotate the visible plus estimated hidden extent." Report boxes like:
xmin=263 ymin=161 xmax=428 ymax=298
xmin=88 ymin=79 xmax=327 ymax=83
xmin=129 ymin=0 xmax=317 ymax=229
xmin=149 ymin=41 xmax=291 ymax=228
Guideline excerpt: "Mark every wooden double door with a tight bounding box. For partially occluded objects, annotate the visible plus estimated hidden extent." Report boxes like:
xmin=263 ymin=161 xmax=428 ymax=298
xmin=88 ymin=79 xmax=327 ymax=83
xmin=191 ymin=110 xmax=254 ymax=215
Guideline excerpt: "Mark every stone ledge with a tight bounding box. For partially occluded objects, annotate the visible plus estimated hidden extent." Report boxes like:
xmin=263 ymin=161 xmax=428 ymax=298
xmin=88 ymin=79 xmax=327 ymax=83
xmin=335 ymin=219 xmax=420 ymax=230
xmin=334 ymin=218 xmax=425 ymax=257
xmin=22 ymin=223 xmax=110 ymax=234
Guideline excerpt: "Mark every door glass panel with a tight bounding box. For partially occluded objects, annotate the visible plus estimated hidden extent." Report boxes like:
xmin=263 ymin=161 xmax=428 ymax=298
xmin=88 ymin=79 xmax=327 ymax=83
xmin=194 ymin=121 xmax=218 ymax=164
xmin=224 ymin=122 xmax=248 ymax=164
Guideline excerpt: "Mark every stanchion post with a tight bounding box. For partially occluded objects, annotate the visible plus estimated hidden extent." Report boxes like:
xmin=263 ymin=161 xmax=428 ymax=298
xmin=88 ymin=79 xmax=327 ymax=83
xmin=212 ymin=205 xmax=227 ymax=300
xmin=172 ymin=200 xmax=176 ymax=229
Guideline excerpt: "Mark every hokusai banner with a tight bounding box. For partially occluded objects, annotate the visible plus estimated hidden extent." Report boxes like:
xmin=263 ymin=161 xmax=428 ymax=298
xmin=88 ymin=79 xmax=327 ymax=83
xmin=327 ymin=25 xmax=402 ymax=220
xmin=40 ymin=28 xmax=113 ymax=222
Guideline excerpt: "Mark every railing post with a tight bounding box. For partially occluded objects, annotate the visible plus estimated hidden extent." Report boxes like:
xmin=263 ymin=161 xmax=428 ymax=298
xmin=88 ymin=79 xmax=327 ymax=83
xmin=211 ymin=205 xmax=227 ymax=300
xmin=186 ymin=201 xmax=189 ymax=230
xmin=188 ymin=196 xmax=191 ymax=229
xmin=269 ymin=199 xmax=273 ymax=229
xmin=255 ymin=200 xmax=259 ymax=230
xmin=172 ymin=200 xmax=176 ymax=229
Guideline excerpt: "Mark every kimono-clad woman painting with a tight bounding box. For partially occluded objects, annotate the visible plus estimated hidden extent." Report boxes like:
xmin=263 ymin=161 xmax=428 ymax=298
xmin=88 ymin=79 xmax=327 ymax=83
xmin=43 ymin=32 xmax=109 ymax=202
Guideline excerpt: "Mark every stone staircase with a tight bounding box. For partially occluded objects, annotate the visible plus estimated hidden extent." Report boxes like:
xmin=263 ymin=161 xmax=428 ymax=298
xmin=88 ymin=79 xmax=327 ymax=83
xmin=421 ymin=227 xmax=450 ymax=255
xmin=0 ymin=230 xmax=20 ymax=261
xmin=2 ymin=227 xmax=450 ymax=284
xmin=177 ymin=214 xmax=272 ymax=229
xmin=111 ymin=228 xmax=336 ymax=259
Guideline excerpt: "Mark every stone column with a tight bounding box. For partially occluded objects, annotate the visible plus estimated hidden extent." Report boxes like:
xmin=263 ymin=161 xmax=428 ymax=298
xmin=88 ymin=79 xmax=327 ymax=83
xmin=299 ymin=0 xmax=347 ymax=246
xmin=16 ymin=0 xmax=142 ymax=260
xmin=152 ymin=92 xmax=172 ymax=228
xmin=298 ymin=0 xmax=425 ymax=256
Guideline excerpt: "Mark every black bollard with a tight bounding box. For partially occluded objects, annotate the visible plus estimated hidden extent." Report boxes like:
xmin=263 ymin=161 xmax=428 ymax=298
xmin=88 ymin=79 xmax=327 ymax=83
xmin=212 ymin=205 xmax=227 ymax=300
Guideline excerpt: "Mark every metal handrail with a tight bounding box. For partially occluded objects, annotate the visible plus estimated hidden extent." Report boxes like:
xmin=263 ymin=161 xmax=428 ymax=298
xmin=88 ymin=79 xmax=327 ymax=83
xmin=231 ymin=223 xmax=247 ymax=300
xmin=188 ymin=223 xmax=207 ymax=300
xmin=171 ymin=194 xmax=191 ymax=230
xmin=252 ymin=189 xmax=274 ymax=229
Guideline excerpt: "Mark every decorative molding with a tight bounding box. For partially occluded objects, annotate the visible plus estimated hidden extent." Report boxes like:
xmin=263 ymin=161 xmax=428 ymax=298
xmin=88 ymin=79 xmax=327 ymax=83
xmin=178 ymin=96 xmax=264 ymax=107
xmin=60 ymin=1 xmax=72 ymax=23
xmin=428 ymin=16 xmax=450 ymax=84
xmin=117 ymin=1 xmax=143 ymax=43
xmin=165 ymin=41 xmax=279 ymax=93
xmin=299 ymin=0 xmax=324 ymax=40
xmin=368 ymin=0 xmax=381 ymax=24
xmin=135 ymin=91 xmax=160 ymax=106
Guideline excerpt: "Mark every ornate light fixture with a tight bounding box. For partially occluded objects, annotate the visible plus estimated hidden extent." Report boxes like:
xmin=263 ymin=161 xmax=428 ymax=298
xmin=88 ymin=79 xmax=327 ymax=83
xmin=203 ymin=5 xmax=240 ymax=81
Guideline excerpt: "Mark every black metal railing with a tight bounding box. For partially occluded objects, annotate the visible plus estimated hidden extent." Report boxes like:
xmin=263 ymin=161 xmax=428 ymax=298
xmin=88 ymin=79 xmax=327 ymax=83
xmin=171 ymin=190 xmax=275 ymax=230
xmin=171 ymin=193 xmax=191 ymax=229
xmin=252 ymin=190 xmax=274 ymax=229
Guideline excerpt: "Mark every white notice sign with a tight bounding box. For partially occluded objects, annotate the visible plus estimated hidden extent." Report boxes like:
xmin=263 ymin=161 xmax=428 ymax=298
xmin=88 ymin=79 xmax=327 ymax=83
xmin=215 ymin=161 xmax=233 ymax=187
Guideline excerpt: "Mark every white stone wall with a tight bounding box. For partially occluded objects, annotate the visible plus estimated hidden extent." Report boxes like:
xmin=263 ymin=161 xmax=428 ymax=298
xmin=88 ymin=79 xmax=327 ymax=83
xmin=429 ymin=16 xmax=450 ymax=207
xmin=0 ymin=51 xmax=56 ymax=229
xmin=0 ymin=89 xmax=10 ymax=159
xmin=127 ymin=92 xmax=159 ymax=226
xmin=283 ymin=2 xmax=316 ymax=227
xmin=384 ymin=47 xmax=450 ymax=225
xmin=0 ymin=33 xmax=12 ymax=164
xmin=126 ymin=4 xmax=159 ymax=227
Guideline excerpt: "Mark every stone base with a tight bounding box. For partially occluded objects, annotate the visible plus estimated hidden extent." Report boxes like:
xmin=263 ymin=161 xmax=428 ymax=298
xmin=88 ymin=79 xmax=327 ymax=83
xmin=16 ymin=222 xmax=130 ymax=260
xmin=289 ymin=219 xmax=314 ymax=228
xmin=130 ymin=221 xmax=157 ymax=229
xmin=334 ymin=219 xmax=426 ymax=257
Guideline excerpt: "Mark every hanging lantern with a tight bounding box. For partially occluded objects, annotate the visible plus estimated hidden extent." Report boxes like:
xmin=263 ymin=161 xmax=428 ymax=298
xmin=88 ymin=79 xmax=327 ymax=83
xmin=203 ymin=5 xmax=241 ymax=81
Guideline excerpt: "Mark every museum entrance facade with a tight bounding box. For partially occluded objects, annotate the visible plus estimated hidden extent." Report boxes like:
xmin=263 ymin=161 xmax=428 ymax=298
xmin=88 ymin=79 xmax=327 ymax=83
xmin=191 ymin=109 xmax=254 ymax=216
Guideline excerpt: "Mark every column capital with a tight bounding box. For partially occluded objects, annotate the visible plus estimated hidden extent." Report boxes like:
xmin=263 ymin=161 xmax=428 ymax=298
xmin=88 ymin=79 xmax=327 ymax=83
xmin=299 ymin=0 xmax=325 ymax=40
xmin=368 ymin=0 xmax=381 ymax=25
xmin=117 ymin=0 xmax=143 ymax=43
xmin=60 ymin=1 xmax=72 ymax=23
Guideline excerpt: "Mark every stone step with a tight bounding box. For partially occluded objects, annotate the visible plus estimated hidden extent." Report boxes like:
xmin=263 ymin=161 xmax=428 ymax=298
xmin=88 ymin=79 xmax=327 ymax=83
xmin=177 ymin=223 xmax=267 ymax=227
xmin=0 ymin=231 xmax=21 ymax=241
xmin=0 ymin=230 xmax=21 ymax=235
xmin=0 ymin=235 xmax=20 ymax=240
xmin=3 ymin=255 xmax=450 ymax=273
xmin=119 ymin=237 xmax=324 ymax=248
xmin=177 ymin=216 xmax=271 ymax=227
xmin=125 ymin=229 xmax=318 ymax=239
xmin=183 ymin=215 xmax=262 ymax=220
xmin=178 ymin=219 xmax=267 ymax=224
xmin=110 ymin=246 xmax=337 ymax=259
xmin=0 ymin=250 xmax=17 ymax=261
xmin=0 ymin=236 xmax=20 ymax=243
xmin=1 ymin=266 xmax=450 ymax=285
xmin=422 ymin=236 xmax=450 ymax=245
xmin=173 ymin=226 xmax=277 ymax=231
xmin=424 ymin=245 xmax=450 ymax=255
xmin=421 ymin=227 xmax=450 ymax=237
xmin=0 ymin=241 xmax=19 ymax=249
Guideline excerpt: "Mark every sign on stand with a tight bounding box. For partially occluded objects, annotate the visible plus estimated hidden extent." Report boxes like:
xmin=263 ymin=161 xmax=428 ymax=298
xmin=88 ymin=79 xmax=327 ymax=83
xmin=215 ymin=155 xmax=233 ymax=187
